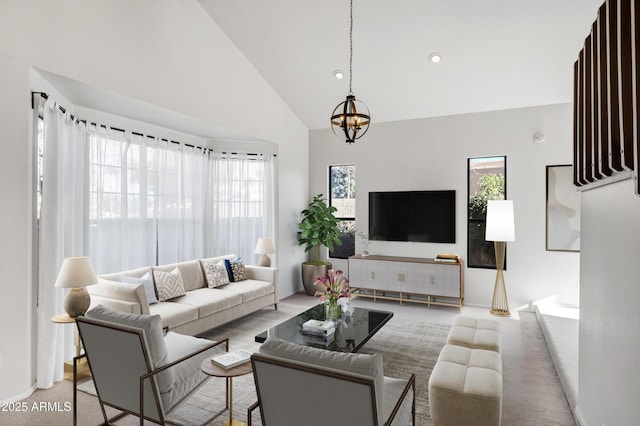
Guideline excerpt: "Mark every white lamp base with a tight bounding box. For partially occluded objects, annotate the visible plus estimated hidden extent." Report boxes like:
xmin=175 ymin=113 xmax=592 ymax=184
xmin=258 ymin=254 xmax=271 ymax=267
xmin=64 ymin=287 xmax=91 ymax=318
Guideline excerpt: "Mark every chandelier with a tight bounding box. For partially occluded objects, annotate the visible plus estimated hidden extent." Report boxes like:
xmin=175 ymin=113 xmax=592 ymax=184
xmin=330 ymin=0 xmax=370 ymax=144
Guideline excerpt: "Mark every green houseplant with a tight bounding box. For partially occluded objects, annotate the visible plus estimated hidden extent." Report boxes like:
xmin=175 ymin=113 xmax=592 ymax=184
xmin=298 ymin=194 xmax=342 ymax=295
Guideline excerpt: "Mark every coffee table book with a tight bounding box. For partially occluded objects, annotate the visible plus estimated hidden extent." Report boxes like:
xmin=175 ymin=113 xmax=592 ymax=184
xmin=211 ymin=349 xmax=253 ymax=369
xmin=302 ymin=319 xmax=335 ymax=337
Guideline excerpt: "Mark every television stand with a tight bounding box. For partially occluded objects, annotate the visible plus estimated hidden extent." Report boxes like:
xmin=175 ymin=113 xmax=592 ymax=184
xmin=348 ymin=255 xmax=464 ymax=310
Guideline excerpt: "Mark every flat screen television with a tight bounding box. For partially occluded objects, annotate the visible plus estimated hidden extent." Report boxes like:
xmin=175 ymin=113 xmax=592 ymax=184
xmin=368 ymin=190 xmax=456 ymax=243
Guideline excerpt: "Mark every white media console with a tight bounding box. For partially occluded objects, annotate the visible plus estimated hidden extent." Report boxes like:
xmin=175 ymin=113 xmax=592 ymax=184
xmin=348 ymin=254 xmax=464 ymax=310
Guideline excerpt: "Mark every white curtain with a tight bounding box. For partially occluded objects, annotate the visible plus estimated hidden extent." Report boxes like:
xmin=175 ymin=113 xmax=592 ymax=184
xmin=210 ymin=153 xmax=275 ymax=263
xmin=88 ymin=128 xmax=156 ymax=272
xmin=88 ymin=132 xmax=276 ymax=272
xmin=155 ymin=140 xmax=209 ymax=264
xmin=35 ymin=97 xmax=89 ymax=388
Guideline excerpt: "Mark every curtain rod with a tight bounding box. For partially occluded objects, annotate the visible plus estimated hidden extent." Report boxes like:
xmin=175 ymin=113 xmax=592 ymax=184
xmin=30 ymin=91 xmax=276 ymax=157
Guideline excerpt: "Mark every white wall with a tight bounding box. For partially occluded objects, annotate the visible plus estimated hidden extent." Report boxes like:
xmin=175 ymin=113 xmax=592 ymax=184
xmin=0 ymin=0 xmax=308 ymax=401
xmin=309 ymin=103 xmax=580 ymax=308
xmin=577 ymin=178 xmax=640 ymax=425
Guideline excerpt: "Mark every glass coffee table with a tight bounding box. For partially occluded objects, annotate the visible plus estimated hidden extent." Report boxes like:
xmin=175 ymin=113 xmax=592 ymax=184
xmin=255 ymin=303 xmax=393 ymax=353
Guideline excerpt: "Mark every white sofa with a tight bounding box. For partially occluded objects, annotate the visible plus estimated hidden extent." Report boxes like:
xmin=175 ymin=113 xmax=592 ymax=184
xmin=88 ymin=254 xmax=278 ymax=336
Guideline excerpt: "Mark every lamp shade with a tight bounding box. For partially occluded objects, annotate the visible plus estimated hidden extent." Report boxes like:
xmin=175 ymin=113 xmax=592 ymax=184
xmin=485 ymin=200 xmax=515 ymax=242
xmin=54 ymin=256 xmax=98 ymax=288
xmin=254 ymin=238 xmax=275 ymax=254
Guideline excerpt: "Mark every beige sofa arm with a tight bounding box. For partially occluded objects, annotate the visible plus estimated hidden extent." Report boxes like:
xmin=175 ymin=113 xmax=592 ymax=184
xmin=88 ymin=278 xmax=150 ymax=315
xmin=89 ymin=295 xmax=144 ymax=315
xmin=245 ymin=266 xmax=279 ymax=302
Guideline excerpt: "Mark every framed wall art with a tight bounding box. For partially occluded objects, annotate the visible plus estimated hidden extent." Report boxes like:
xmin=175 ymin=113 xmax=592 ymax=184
xmin=546 ymin=165 xmax=580 ymax=252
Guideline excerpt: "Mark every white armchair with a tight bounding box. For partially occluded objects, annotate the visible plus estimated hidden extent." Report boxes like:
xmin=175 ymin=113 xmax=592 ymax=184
xmin=75 ymin=305 xmax=228 ymax=425
xmin=248 ymin=336 xmax=415 ymax=426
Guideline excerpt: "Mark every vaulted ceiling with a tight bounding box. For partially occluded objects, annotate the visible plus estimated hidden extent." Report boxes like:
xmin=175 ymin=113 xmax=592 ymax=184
xmin=199 ymin=0 xmax=602 ymax=130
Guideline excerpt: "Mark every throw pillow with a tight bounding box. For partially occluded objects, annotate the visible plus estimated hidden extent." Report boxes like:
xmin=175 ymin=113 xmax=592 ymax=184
xmin=224 ymin=258 xmax=248 ymax=282
xmin=203 ymin=261 xmax=230 ymax=288
xmin=85 ymin=304 xmax=173 ymax=393
xmin=122 ymin=272 xmax=158 ymax=305
xmin=153 ymin=267 xmax=186 ymax=301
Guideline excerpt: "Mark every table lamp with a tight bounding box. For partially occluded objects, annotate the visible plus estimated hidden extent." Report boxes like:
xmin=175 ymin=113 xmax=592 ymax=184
xmin=485 ymin=200 xmax=515 ymax=317
xmin=254 ymin=238 xmax=275 ymax=267
xmin=55 ymin=256 xmax=98 ymax=318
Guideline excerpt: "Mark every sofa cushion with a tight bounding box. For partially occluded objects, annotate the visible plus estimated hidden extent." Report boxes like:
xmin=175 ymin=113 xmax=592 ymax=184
xmin=161 ymin=332 xmax=223 ymax=412
xmin=98 ymin=266 xmax=152 ymax=283
xmin=171 ymin=288 xmax=242 ymax=318
xmin=154 ymin=260 xmax=206 ymax=292
xmin=153 ymin=268 xmax=186 ymax=301
xmin=85 ymin=305 xmax=173 ymax=394
xmin=122 ymin=272 xmax=158 ymax=305
xmin=259 ymin=336 xmax=385 ymax=420
xmin=220 ymin=279 xmax=273 ymax=303
xmin=149 ymin=302 xmax=199 ymax=330
xmin=203 ymin=261 xmax=230 ymax=288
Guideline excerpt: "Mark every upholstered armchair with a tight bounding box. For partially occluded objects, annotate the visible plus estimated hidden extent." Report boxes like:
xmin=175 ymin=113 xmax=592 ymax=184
xmin=248 ymin=336 xmax=415 ymax=426
xmin=75 ymin=305 xmax=228 ymax=425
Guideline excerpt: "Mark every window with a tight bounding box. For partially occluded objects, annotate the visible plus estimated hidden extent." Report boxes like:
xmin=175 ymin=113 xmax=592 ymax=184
xmin=329 ymin=164 xmax=356 ymax=259
xmin=467 ymin=156 xmax=506 ymax=269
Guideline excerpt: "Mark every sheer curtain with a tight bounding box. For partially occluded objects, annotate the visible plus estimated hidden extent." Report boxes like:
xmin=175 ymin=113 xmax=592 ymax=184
xmin=210 ymin=152 xmax=275 ymax=263
xmin=155 ymin=140 xmax=209 ymax=264
xmin=88 ymin=129 xmax=157 ymax=272
xmin=88 ymin=132 xmax=276 ymax=272
xmin=35 ymin=97 xmax=89 ymax=388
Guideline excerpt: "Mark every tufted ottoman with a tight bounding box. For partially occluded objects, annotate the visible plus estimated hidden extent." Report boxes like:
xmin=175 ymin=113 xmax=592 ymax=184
xmin=446 ymin=315 xmax=502 ymax=353
xmin=428 ymin=344 xmax=503 ymax=426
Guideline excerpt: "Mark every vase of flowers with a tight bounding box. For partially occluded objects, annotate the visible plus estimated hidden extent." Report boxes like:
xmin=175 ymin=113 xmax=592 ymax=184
xmin=314 ymin=269 xmax=350 ymax=321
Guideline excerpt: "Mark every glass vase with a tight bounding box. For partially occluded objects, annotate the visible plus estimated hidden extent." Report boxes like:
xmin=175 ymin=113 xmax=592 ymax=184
xmin=325 ymin=298 xmax=342 ymax=320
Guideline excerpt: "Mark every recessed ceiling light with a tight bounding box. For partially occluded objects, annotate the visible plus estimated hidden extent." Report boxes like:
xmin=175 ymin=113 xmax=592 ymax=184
xmin=428 ymin=52 xmax=442 ymax=63
xmin=333 ymin=70 xmax=345 ymax=79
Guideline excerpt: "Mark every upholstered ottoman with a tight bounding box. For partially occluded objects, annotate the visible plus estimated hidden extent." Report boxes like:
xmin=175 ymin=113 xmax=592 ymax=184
xmin=447 ymin=316 xmax=502 ymax=353
xmin=428 ymin=344 xmax=503 ymax=426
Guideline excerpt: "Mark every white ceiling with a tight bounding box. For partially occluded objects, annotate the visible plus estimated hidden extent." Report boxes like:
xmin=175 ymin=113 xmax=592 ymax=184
xmin=199 ymin=0 xmax=602 ymax=130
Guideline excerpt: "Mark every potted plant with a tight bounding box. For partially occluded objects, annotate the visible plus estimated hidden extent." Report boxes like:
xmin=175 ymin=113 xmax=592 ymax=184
xmin=298 ymin=194 xmax=342 ymax=295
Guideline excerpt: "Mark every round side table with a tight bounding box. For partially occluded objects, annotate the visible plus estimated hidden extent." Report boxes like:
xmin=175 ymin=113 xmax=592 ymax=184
xmin=201 ymin=358 xmax=253 ymax=426
xmin=51 ymin=313 xmax=90 ymax=380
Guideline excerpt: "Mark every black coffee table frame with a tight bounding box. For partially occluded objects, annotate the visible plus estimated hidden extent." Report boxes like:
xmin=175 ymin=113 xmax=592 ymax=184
xmin=255 ymin=303 xmax=393 ymax=353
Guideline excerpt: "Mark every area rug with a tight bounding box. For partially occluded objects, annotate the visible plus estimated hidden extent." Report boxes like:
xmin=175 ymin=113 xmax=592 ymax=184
xmin=77 ymin=303 xmax=449 ymax=425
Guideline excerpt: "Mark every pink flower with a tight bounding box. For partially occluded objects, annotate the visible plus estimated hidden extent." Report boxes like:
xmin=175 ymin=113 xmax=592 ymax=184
xmin=314 ymin=269 xmax=350 ymax=302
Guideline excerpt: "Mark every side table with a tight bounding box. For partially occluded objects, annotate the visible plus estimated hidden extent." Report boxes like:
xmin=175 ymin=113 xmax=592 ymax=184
xmin=51 ymin=313 xmax=90 ymax=381
xmin=200 ymin=357 xmax=253 ymax=426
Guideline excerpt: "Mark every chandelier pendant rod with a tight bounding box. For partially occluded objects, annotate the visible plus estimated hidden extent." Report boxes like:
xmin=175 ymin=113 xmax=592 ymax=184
xmin=349 ymin=0 xmax=353 ymax=95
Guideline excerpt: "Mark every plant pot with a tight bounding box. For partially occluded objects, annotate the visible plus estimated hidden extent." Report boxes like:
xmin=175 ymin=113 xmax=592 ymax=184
xmin=301 ymin=262 xmax=332 ymax=296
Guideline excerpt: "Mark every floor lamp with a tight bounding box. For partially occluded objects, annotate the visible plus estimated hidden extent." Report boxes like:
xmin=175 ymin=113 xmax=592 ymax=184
xmin=485 ymin=200 xmax=515 ymax=317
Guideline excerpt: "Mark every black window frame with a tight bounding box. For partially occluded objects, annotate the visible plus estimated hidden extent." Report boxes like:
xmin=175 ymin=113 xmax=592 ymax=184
xmin=328 ymin=164 xmax=356 ymax=260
